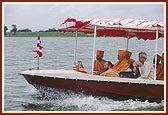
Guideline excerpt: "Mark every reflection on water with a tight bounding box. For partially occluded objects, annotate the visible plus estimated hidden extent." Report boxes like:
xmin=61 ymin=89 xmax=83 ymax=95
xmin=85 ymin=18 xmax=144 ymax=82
xmin=4 ymin=37 xmax=164 ymax=111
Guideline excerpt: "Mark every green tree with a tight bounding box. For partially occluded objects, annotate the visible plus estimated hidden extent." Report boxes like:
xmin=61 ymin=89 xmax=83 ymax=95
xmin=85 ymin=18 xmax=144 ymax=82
xmin=18 ymin=28 xmax=32 ymax=32
xmin=11 ymin=24 xmax=17 ymax=35
xmin=4 ymin=25 xmax=8 ymax=35
xmin=48 ymin=27 xmax=56 ymax=32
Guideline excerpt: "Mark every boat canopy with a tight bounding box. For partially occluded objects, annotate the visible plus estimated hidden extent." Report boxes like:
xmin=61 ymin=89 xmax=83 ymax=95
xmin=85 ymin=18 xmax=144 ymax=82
xmin=58 ymin=18 xmax=164 ymax=79
xmin=58 ymin=18 xmax=164 ymax=40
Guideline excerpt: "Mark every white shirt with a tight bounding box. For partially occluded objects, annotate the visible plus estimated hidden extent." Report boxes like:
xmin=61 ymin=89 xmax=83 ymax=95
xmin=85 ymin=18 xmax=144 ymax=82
xmin=138 ymin=60 xmax=155 ymax=80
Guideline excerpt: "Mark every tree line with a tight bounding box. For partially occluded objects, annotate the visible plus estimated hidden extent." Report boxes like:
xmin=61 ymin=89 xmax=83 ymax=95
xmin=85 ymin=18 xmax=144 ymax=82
xmin=4 ymin=24 xmax=57 ymax=35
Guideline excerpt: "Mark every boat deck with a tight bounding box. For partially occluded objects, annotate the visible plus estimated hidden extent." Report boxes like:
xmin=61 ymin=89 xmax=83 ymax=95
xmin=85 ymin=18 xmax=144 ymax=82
xmin=21 ymin=70 xmax=164 ymax=85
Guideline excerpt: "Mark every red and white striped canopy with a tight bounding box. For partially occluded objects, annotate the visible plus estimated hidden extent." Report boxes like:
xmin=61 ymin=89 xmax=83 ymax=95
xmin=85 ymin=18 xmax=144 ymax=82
xmin=58 ymin=18 xmax=164 ymax=40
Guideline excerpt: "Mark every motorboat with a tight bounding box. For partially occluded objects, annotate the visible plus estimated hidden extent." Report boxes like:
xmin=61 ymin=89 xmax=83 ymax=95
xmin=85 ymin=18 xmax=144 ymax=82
xmin=20 ymin=18 xmax=164 ymax=102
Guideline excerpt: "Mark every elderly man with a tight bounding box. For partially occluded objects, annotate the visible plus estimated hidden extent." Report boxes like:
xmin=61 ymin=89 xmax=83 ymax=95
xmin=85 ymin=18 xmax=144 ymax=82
xmin=133 ymin=52 xmax=154 ymax=80
xmin=113 ymin=50 xmax=131 ymax=72
xmin=94 ymin=50 xmax=107 ymax=75
xmin=100 ymin=61 xmax=119 ymax=78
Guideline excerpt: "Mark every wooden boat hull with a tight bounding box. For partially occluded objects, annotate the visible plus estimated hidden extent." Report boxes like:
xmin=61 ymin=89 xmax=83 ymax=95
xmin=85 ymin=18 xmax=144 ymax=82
xmin=21 ymin=70 xmax=164 ymax=103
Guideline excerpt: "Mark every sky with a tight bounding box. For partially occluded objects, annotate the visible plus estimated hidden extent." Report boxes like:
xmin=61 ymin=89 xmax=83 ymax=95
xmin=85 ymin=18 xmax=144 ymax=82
xmin=4 ymin=3 xmax=164 ymax=32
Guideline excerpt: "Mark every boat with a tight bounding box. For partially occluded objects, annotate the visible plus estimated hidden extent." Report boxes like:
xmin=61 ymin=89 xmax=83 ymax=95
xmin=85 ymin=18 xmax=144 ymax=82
xmin=20 ymin=18 xmax=164 ymax=103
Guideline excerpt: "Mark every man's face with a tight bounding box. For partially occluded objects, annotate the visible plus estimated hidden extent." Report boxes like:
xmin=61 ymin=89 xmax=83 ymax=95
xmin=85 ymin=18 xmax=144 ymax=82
xmin=139 ymin=56 xmax=144 ymax=63
xmin=96 ymin=56 xmax=103 ymax=60
xmin=118 ymin=55 xmax=125 ymax=61
xmin=104 ymin=62 xmax=109 ymax=71
xmin=125 ymin=55 xmax=130 ymax=60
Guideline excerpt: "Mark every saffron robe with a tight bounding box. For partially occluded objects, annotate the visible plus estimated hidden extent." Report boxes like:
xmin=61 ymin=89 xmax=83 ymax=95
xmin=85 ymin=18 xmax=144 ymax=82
xmin=94 ymin=60 xmax=106 ymax=75
xmin=113 ymin=58 xmax=131 ymax=72
xmin=156 ymin=64 xmax=162 ymax=77
xmin=101 ymin=68 xmax=119 ymax=78
xmin=156 ymin=64 xmax=164 ymax=80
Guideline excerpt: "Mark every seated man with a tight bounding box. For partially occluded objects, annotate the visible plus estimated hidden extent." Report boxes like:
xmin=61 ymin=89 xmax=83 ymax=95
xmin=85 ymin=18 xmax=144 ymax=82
xmin=112 ymin=50 xmax=131 ymax=72
xmin=94 ymin=50 xmax=107 ymax=75
xmin=133 ymin=52 xmax=154 ymax=80
xmin=113 ymin=50 xmax=140 ymax=78
xmin=100 ymin=61 xmax=119 ymax=78
xmin=156 ymin=53 xmax=164 ymax=80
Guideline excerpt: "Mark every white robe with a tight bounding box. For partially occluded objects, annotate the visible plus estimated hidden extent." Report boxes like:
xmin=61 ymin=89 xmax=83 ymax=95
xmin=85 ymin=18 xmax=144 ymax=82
xmin=138 ymin=60 xmax=155 ymax=80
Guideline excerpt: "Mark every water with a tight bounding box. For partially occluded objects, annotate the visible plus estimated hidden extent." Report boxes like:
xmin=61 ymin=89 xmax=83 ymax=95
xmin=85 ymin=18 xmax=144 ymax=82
xmin=4 ymin=37 xmax=164 ymax=111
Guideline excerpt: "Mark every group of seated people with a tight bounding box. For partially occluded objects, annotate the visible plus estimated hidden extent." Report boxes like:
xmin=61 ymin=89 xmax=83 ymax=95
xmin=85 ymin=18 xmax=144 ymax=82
xmin=73 ymin=50 xmax=164 ymax=80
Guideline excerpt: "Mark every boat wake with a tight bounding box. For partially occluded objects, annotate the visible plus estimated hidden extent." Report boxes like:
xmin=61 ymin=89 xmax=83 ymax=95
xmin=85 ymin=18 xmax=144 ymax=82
xmin=21 ymin=84 xmax=164 ymax=111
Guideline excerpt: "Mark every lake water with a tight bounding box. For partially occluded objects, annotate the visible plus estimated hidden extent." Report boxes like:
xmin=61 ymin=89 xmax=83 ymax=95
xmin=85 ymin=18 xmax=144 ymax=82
xmin=4 ymin=37 xmax=164 ymax=111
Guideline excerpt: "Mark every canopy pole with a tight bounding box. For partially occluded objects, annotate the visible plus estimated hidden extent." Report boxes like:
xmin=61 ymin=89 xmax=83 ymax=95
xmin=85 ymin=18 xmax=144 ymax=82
xmin=73 ymin=30 xmax=78 ymax=62
xmin=154 ymin=30 xmax=159 ymax=80
xmin=91 ymin=26 xmax=97 ymax=75
xmin=126 ymin=33 xmax=129 ymax=50
xmin=126 ymin=38 xmax=129 ymax=50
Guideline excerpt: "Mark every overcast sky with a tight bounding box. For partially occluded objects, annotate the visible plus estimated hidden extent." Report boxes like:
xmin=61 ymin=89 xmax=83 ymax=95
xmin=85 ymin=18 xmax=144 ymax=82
xmin=4 ymin=3 xmax=164 ymax=32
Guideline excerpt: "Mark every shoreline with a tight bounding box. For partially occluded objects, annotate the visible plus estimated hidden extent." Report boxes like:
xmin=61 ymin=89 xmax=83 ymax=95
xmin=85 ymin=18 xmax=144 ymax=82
xmin=4 ymin=32 xmax=93 ymax=37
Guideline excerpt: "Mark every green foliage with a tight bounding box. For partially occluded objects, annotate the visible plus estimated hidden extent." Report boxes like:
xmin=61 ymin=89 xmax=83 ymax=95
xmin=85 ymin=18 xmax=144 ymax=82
xmin=18 ymin=28 xmax=32 ymax=32
xmin=4 ymin=25 xmax=8 ymax=35
xmin=11 ymin=24 xmax=17 ymax=35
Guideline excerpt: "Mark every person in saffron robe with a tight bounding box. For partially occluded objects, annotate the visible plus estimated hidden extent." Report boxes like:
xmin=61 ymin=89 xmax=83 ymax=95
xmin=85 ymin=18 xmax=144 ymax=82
xmin=113 ymin=50 xmax=131 ymax=72
xmin=153 ymin=54 xmax=162 ymax=78
xmin=94 ymin=50 xmax=107 ymax=75
xmin=100 ymin=61 xmax=119 ymax=77
xmin=156 ymin=53 xmax=164 ymax=80
xmin=125 ymin=50 xmax=135 ymax=65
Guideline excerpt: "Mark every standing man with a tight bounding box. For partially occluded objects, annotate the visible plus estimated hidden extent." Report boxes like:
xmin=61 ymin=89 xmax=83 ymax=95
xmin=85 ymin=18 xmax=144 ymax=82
xmin=133 ymin=52 xmax=154 ymax=80
xmin=94 ymin=50 xmax=107 ymax=75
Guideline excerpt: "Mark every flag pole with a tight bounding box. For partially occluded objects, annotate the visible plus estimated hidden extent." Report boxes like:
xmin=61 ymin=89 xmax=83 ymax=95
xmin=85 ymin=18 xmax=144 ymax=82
xmin=36 ymin=35 xmax=43 ymax=70
xmin=33 ymin=36 xmax=43 ymax=70
xmin=37 ymin=53 xmax=40 ymax=70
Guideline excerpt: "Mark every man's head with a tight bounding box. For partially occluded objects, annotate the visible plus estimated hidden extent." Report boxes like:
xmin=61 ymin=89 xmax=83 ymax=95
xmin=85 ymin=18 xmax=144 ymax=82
xmin=125 ymin=50 xmax=132 ymax=60
xmin=153 ymin=54 xmax=161 ymax=65
xmin=118 ymin=50 xmax=126 ymax=61
xmin=72 ymin=61 xmax=84 ymax=70
xmin=139 ymin=52 xmax=147 ymax=64
xmin=104 ymin=61 xmax=113 ymax=71
xmin=96 ymin=50 xmax=104 ymax=60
